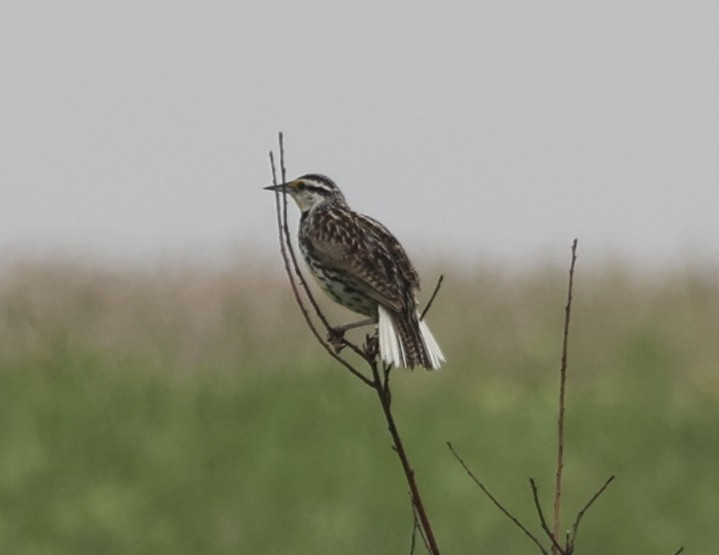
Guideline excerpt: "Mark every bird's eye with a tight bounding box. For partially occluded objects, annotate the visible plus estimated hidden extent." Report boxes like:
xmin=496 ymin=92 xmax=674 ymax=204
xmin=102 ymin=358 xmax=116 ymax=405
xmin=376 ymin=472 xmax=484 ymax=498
xmin=296 ymin=182 xmax=306 ymax=191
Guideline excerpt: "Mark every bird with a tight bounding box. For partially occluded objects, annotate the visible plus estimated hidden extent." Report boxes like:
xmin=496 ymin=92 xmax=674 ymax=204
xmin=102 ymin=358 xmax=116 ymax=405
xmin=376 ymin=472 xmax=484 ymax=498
xmin=265 ymin=174 xmax=445 ymax=370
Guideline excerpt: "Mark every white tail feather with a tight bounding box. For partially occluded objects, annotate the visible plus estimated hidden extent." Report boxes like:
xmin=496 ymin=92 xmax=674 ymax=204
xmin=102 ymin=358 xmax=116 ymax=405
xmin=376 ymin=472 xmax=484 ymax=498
xmin=377 ymin=305 xmax=445 ymax=370
xmin=418 ymin=317 xmax=445 ymax=370
xmin=378 ymin=305 xmax=406 ymax=368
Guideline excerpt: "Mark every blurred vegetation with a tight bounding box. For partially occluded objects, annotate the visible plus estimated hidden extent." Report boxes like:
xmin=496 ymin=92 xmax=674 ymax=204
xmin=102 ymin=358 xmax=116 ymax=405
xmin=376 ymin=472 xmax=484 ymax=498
xmin=0 ymin=253 xmax=717 ymax=554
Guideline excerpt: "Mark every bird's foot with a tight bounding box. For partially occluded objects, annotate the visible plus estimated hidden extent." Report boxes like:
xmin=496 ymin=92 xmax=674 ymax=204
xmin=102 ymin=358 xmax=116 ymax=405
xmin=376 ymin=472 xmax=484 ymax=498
xmin=364 ymin=332 xmax=379 ymax=360
xmin=327 ymin=327 xmax=348 ymax=353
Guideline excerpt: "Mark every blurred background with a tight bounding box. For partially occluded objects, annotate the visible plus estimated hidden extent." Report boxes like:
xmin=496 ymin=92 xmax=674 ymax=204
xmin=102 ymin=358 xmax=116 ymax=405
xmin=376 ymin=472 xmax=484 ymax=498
xmin=1 ymin=2 xmax=718 ymax=553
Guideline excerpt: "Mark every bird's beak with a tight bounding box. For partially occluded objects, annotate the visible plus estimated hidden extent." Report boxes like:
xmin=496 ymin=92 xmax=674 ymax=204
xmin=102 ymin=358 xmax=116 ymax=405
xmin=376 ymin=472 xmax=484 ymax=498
xmin=264 ymin=183 xmax=290 ymax=192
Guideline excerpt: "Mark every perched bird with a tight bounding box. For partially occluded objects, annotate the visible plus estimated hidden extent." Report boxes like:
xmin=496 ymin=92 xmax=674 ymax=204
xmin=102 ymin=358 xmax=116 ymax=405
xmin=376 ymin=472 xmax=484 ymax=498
xmin=265 ymin=174 xmax=445 ymax=370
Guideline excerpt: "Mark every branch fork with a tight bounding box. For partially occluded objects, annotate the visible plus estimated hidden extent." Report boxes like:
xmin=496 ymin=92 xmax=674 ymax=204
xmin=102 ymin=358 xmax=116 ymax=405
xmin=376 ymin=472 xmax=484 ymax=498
xmin=448 ymin=240 xmax=618 ymax=555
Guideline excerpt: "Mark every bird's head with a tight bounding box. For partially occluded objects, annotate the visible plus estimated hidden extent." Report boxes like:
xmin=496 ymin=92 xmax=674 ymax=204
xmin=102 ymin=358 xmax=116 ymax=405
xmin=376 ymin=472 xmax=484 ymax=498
xmin=264 ymin=174 xmax=346 ymax=212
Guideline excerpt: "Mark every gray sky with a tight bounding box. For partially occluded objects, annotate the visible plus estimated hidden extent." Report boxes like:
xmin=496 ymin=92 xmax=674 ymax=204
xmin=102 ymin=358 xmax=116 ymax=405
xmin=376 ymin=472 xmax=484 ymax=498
xmin=2 ymin=2 xmax=718 ymax=268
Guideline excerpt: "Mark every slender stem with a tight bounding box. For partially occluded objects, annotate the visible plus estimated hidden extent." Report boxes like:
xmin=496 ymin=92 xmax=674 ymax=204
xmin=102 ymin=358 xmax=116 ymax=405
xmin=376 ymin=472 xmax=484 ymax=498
xmin=273 ymin=136 xmax=331 ymax=331
xmin=553 ymin=239 xmax=578 ymax=552
xmin=568 ymin=475 xmax=615 ymax=551
xmin=409 ymin=492 xmax=429 ymax=554
xmin=530 ymin=479 xmax=565 ymax=554
xmin=269 ymin=150 xmax=373 ymax=386
xmin=373 ymin=364 xmax=441 ymax=555
xmin=420 ymin=274 xmax=444 ymax=321
xmin=448 ymin=443 xmax=549 ymax=555
xmin=272 ymin=137 xmax=367 ymax=362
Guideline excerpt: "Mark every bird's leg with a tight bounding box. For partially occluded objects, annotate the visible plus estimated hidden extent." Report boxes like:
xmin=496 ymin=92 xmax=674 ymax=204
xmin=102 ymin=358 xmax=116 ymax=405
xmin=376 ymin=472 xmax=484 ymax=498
xmin=364 ymin=332 xmax=379 ymax=361
xmin=327 ymin=318 xmax=376 ymax=353
xmin=333 ymin=318 xmax=375 ymax=334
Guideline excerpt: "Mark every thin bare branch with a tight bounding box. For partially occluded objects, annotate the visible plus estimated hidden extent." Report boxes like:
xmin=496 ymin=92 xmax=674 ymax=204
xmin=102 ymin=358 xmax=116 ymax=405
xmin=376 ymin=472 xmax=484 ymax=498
xmin=567 ymin=475 xmax=615 ymax=551
xmin=447 ymin=442 xmax=548 ymax=555
xmin=409 ymin=503 xmax=418 ymax=555
xmin=272 ymin=136 xmax=369 ymax=361
xmin=382 ymin=362 xmax=393 ymax=407
xmin=272 ymin=140 xmax=329 ymax=332
xmin=278 ymin=132 xmax=286 ymax=184
xmin=553 ymin=238 xmax=578 ymax=552
xmin=371 ymin=362 xmax=440 ymax=554
xmin=530 ymin=478 xmax=565 ymax=554
xmin=409 ymin=492 xmax=429 ymax=555
xmin=269 ymin=148 xmax=373 ymax=386
xmin=420 ymin=274 xmax=444 ymax=321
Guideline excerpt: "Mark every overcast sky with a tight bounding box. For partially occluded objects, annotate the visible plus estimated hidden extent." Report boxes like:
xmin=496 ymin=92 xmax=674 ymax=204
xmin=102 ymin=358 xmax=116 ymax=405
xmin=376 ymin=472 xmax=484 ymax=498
xmin=2 ymin=2 xmax=718 ymax=268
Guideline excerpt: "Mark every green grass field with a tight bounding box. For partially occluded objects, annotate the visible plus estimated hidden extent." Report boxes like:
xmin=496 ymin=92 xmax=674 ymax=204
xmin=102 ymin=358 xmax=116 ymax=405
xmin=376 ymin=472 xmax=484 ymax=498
xmin=0 ymin=255 xmax=717 ymax=554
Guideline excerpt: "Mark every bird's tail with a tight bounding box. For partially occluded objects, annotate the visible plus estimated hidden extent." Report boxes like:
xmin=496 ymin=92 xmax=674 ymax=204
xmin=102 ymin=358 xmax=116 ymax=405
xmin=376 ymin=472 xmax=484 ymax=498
xmin=377 ymin=305 xmax=445 ymax=370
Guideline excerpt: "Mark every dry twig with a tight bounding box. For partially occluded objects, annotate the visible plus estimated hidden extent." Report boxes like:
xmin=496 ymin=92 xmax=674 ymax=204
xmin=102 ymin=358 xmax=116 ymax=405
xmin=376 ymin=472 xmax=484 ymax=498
xmin=449 ymin=240 xmax=617 ymax=554
xmin=567 ymin=475 xmax=615 ymax=551
xmin=530 ymin=479 xmax=565 ymax=554
xmin=420 ymin=274 xmax=444 ymax=321
xmin=553 ymin=238 xmax=578 ymax=551
xmin=269 ymin=147 xmax=372 ymax=386
xmin=448 ymin=442 xmax=548 ymax=555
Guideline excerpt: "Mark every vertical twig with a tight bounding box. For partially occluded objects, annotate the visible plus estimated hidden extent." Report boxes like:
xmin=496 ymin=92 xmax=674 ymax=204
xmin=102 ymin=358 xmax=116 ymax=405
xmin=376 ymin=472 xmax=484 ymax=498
xmin=273 ymin=134 xmax=331 ymax=332
xmin=372 ymin=362 xmax=441 ymax=555
xmin=552 ymin=239 xmax=578 ymax=552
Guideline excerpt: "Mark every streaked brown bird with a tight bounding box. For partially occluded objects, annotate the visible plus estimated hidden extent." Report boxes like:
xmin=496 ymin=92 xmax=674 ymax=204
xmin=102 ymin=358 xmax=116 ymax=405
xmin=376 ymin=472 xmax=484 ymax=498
xmin=265 ymin=174 xmax=444 ymax=370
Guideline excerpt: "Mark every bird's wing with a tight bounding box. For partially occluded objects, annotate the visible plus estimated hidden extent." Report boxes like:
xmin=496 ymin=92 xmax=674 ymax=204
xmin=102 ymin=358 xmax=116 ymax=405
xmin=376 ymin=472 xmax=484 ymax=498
xmin=303 ymin=209 xmax=420 ymax=313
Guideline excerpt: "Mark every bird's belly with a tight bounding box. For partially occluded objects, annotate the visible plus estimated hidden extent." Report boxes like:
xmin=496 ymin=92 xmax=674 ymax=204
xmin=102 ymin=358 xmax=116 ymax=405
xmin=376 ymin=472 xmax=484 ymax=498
xmin=301 ymin=253 xmax=376 ymax=317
